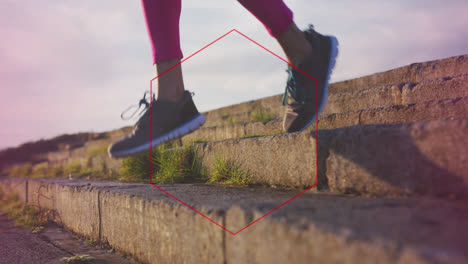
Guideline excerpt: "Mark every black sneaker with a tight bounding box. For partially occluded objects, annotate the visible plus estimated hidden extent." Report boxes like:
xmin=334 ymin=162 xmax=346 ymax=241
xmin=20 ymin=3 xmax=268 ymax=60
xmin=282 ymin=25 xmax=338 ymax=133
xmin=108 ymin=91 xmax=205 ymax=158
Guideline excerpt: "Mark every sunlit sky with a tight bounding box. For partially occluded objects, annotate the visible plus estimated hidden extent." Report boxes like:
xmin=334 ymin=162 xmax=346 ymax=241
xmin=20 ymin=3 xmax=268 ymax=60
xmin=1 ymin=0 xmax=467 ymax=150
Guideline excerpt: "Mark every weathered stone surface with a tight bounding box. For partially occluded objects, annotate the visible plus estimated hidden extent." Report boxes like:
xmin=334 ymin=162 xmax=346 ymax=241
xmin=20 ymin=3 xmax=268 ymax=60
xmin=323 ymin=74 xmax=468 ymax=115
xmin=182 ymin=119 xmax=284 ymax=145
xmin=182 ymin=96 xmax=468 ymax=144
xmin=195 ymin=120 xmax=468 ymax=198
xmin=401 ymin=74 xmax=468 ymax=104
xmin=0 ymin=178 xmax=27 ymax=203
xmin=202 ymin=94 xmax=284 ymax=127
xmin=99 ymin=185 xmax=225 ymax=264
xmin=330 ymin=55 xmax=468 ymax=93
xmin=226 ymin=195 xmax=468 ymax=264
xmin=27 ymin=180 xmax=55 ymax=209
xmin=53 ymin=183 xmax=101 ymax=238
xmin=2 ymin=179 xmax=467 ymax=263
xmin=326 ymin=120 xmax=468 ymax=198
xmin=26 ymin=179 xmax=101 ymax=238
xmin=202 ymin=55 xmax=468 ymax=126
xmin=196 ymin=132 xmax=322 ymax=189
xmin=358 ymin=97 xmax=468 ymax=125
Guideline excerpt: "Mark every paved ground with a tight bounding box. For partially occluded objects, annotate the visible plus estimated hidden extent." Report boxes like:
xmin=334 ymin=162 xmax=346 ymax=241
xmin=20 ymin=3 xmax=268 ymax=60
xmin=0 ymin=212 xmax=140 ymax=264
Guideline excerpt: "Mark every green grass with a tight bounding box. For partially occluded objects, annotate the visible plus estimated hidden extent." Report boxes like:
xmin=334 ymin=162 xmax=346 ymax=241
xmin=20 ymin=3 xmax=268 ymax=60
xmin=120 ymin=144 xmax=256 ymax=186
xmin=86 ymin=145 xmax=108 ymax=157
xmin=0 ymin=191 xmax=22 ymax=214
xmin=8 ymin=162 xmax=88 ymax=179
xmin=64 ymin=162 xmax=82 ymax=176
xmin=0 ymin=191 xmax=53 ymax=232
xmin=120 ymin=144 xmax=206 ymax=184
xmin=227 ymin=117 xmax=242 ymax=125
xmin=239 ymin=135 xmax=265 ymax=139
xmin=221 ymin=112 xmax=230 ymax=120
xmin=250 ymin=109 xmax=276 ymax=122
xmin=31 ymin=163 xmax=49 ymax=178
xmin=207 ymin=156 xmax=252 ymax=186
xmin=8 ymin=163 xmax=32 ymax=178
xmin=50 ymin=164 xmax=64 ymax=177
xmin=192 ymin=139 xmax=208 ymax=144
xmin=62 ymin=161 xmax=96 ymax=178
xmin=120 ymin=151 xmax=154 ymax=182
xmin=60 ymin=255 xmax=95 ymax=264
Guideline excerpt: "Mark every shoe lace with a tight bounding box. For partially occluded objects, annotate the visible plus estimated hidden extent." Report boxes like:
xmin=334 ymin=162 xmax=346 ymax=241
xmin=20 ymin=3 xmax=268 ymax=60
xmin=120 ymin=91 xmax=156 ymax=120
xmin=282 ymin=69 xmax=306 ymax=106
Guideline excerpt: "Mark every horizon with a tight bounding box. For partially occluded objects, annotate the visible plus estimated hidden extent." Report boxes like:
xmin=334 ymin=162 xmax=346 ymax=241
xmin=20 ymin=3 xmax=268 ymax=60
xmin=1 ymin=0 xmax=468 ymax=150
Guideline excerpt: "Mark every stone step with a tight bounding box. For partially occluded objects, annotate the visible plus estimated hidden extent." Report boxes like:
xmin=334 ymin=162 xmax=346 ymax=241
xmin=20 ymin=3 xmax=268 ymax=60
xmin=323 ymin=74 xmax=468 ymax=116
xmin=193 ymin=120 xmax=468 ymax=198
xmin=2 ymin=178 xmax=467 ymax=264
xmin=183 ymin=96 xmax=468 ymax=144
xmin=203 ymin=55 xmax=468 ymax=126
xmin=330 ymin=54 xmax=468 ymax=93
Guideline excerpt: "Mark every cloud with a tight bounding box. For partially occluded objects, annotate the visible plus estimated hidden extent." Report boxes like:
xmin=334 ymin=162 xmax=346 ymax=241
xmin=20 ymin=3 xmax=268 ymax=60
xmin=1 ymin=0 xmax=467 ymax=149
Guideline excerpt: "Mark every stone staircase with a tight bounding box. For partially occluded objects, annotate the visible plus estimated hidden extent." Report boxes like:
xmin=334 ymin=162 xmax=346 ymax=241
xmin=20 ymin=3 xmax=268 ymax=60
xmin=2 ymin=54 xmax=468 ymax=263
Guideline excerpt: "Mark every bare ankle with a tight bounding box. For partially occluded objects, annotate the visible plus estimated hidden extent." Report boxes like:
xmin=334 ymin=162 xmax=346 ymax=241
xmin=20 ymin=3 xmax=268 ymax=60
xmin=155 ymin=58 xmax=185 ymax=102
xmin=157 ymin=89 xmax=185 ymax=102
xmin=277 ymin=23 xmax=312 ymax=65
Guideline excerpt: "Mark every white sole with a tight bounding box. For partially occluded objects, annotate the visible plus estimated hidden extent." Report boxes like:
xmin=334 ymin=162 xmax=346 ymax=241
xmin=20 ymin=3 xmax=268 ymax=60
xmin=110 ymin=114 xmax=206 ymax=158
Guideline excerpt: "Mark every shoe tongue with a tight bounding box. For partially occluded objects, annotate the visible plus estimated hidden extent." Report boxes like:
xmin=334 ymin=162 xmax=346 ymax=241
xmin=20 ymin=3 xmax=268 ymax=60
xmin=287 ymin=96 xmax=305 ymax=109
xmin=287 ymin=96 xmax=296 ymax=105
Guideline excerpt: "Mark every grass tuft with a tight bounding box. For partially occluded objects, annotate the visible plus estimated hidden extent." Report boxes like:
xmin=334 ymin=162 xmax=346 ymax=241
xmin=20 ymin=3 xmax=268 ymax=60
xmin=0 ymin=191 xmax=53 ymax=232
xmin=239 ymin=135 xmax=265 ymax=139
xmin=64 ymin=162 xmax=82 ymax=176
xmin=60 ymin=255 xmax=95 ymax=264
xmin=221 ymin=112 xmax=230 ymax=119
xmin=120 ymin=145 xmax=256 ymax=186
xmin=8 ymin=163 xmax=32 ymax=178
xmin=86 ymin=145 xmax=108 ymax=157
xmin=250 ymin=109 xmax=276 ymax=122
xmin=120 ymin=144 xmax=206 ymax=184
xmin=159 ymin=144 xmax=206 ymax=184
xmin=227 ymin=117 xmax=242 ymax=126
xmin=120 ymin=150 xmax=154 ymax=182
xmin=208 ymin=156 xmax=252 ymax=186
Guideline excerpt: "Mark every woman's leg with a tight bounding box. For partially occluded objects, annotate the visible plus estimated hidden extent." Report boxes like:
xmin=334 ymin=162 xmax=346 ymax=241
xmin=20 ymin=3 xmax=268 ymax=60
xmin=140 ymin=0 xmax=185 ymax=102
xmin=237 ymin=0 xmax=312 ymax=66
xmin=238 ymin=0 xmax=339 ymax=133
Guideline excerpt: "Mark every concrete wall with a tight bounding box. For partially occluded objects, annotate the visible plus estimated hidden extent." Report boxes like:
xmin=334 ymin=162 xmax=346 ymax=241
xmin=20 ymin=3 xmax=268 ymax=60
xmin=2 ymin=178 xmax=466 ymax=264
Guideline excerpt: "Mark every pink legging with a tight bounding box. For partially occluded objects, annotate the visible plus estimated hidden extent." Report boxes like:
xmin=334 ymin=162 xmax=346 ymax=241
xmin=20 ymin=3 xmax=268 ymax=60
xmin=141 ymin=0 xmax=293 ymax=64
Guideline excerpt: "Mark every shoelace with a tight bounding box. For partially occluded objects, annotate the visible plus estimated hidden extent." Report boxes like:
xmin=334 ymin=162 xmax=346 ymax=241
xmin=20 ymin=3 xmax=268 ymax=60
xmin=120 ymin=91 xmax=156 ymax=120
xmin=281 ymin=24 xmax=316 ymax=106
xmin=282 ymin=69 xmax=306 ymax=106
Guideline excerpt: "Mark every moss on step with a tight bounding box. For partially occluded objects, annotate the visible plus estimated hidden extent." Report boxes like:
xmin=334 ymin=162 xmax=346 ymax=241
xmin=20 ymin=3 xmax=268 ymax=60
xmin=250 ymin=109 xmax=276 ymax=122
xmin=60 ymin=255 xmax=95 ymax=264
xmin=239 ymin=135 xmax=265 ymax=139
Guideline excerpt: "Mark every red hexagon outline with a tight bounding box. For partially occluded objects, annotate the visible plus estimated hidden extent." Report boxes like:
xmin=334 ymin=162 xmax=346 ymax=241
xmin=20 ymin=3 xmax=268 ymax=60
xmin=149 ymin=29 xmax=319 ymax=235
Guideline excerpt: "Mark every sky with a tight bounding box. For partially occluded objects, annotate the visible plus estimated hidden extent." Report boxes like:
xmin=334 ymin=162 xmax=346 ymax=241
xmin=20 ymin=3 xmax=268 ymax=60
xmin=1 ymin=0 xmax=467 ymax=150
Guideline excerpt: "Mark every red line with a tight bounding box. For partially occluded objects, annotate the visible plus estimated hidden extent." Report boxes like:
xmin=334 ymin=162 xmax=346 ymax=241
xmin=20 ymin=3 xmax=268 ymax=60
xmin=151 ymin=183 xmax=236 ymax=235
xmin=150 ymin=81 xmax=155 ymax=185
xmin=316 ymin=78 xmax=319 ymax=196
xmin=233 ymin=29 xmax=318 ymax=82
xmin=147 ymin=28 xmax=321 ymax=235
xmin=151 ymin=29 xmax=236 ymax=82
xmin=234 ymin=184 xmax=316 ymax=235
